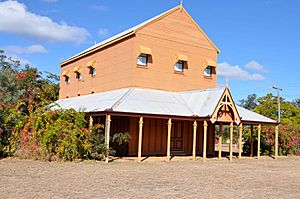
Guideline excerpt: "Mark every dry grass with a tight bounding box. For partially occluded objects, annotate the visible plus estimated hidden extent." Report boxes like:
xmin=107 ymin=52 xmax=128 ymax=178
xmin=0 ymin=156 xmax=299 ymax=199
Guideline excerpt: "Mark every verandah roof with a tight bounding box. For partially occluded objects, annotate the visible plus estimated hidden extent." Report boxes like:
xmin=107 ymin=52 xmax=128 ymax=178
xmin=52 ymin=87 xmax=277 ymax=124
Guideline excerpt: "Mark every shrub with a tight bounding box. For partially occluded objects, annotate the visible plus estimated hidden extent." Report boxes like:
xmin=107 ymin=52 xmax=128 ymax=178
xmin=242 ymin=124 xmax=300 ymax=156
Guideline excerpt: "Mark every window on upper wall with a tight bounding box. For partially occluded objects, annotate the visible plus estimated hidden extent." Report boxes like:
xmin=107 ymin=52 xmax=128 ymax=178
xmin=75 ymin=72 xmax=82 ymax=80
xmin=174 ymin=61 xmax=184 ymax=72
xmin=137 ymin=54 xmax=148 ymax=66
xmin=89 ymin=67 xmax=96 ymax=76
xmin=204 ymin=66 xmax=213 ymax=77
xmin=64 ymin=76 xmax=70 ymax=83
xmin=86 ymin=61 xmax=96 ymax=76
xmin=174 ymin=54 xmax=188 ymax=73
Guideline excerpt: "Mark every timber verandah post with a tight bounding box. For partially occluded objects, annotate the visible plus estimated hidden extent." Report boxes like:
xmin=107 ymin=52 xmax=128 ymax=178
xmin=89 ymin=115 xmax=93 ymax=131
xmin=192 ymin=120 xmax=197 ymax=160
xmin=167 ymin=118 xmax=172 ymax=161
xmin=250 ymin=125 xmax=254 ymax=158
xmin=203 ymin=121 xmax=208 ymax=162
xmin=229 ymin=122 xmax=234 ymax=161
xmin=105 ymin=113 xmax=111 ymax=163
xmin=238 ymin=123 xmax=243 ymax=159
xmin=138 ymin=117 xmax=143 ymax=162
xmin=257 ymin=124 xmax=261 ymax=159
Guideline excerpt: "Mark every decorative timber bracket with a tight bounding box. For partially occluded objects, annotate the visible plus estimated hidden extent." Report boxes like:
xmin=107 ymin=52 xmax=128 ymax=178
xmin=210 ymin=88 xmax=241 ymax=125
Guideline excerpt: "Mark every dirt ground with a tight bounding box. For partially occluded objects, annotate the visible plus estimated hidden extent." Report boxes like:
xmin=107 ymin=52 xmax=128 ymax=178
xmin=0 ymin=156 xmax=299 ymax=199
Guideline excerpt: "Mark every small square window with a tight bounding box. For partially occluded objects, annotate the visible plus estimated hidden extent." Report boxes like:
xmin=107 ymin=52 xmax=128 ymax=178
xmin=204 ymin=66 xmax=212 ymax=77
xmin=76 ymin=72 xmax=82 ymax=80
xmin=64 ymin=76 xmax=70 ymax=83
xmin=89 ymin=67 xmax=96 ymax=76
xmin=174 ymin=61 xmax=184 ymax=72
xmin=137 ymin=54 xmax=148 ymax=66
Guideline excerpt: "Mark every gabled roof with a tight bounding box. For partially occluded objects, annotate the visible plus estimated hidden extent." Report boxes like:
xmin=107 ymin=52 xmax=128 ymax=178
xmin=180 ymin=87 xmax=225 ymax=117
xmin=60 ymin=5 xmax=220 ymax=66
xmin=52 ymin=87 xmax=277 ymax=124
xmin=52 ymin=88 xmax=194 ymax=117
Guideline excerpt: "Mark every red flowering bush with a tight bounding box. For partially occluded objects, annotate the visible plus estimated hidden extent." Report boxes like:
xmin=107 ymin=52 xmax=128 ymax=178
xmin=16 ymin=72 xmax=27 ymax=79
xmin=242 ymin=124 xmax=300 ymax=156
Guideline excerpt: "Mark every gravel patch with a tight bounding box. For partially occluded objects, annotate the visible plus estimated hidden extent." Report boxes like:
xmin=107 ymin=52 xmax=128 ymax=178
xmin=0 ymin=156 xmax=299 ymax=199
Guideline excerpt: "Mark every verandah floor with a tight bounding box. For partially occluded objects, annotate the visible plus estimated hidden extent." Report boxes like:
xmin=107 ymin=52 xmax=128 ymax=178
xmin=1 ymin=156 xmax=299 ymax=198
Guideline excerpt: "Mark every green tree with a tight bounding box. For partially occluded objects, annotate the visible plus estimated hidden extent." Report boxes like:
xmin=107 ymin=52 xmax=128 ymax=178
xmin=292 ymin=99 xmax=300 ymax=108
xmin=239 ymin=93 xmax=257 ymax=111
xmin=0 ymin=50 xmax=22 ymax=104
xmin=254 ymin=93 xmax=300 ymax=124
xmin=240 ymin=93 xmax=300 ymax=156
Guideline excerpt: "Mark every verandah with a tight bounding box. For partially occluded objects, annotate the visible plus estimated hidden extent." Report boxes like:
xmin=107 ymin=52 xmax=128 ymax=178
xmin=88 ymin=113 xmax=279 ymax=163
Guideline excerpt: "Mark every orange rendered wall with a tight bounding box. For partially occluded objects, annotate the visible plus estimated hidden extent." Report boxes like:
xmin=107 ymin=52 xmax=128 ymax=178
xmin=59 ymin=9 xmax=218 ymax=99
xmin=59 ymin=37 xmax=135 ymax=99
xmin=132 ymin=9 xmax=217 ymax=91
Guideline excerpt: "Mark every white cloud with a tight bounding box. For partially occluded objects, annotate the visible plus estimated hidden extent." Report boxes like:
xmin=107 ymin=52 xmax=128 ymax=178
xmin=3 ymin=44 xmax=48 ymax=54
xmin=0 ymin=1 xmax=89 ymax=43
xmin=98 ymin=28 xmax=108 ymax=36
xmin=217 ymin=62 xmax=265 ymax=81
xmin=6 ymin=53 xmax=32 ymax=66
xmin=245 ymin=61 xmax=265 ymax=71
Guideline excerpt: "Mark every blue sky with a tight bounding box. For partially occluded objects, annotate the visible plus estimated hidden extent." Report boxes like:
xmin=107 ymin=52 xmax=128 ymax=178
xmin=0 ymin=0 xmax=299 ymax=102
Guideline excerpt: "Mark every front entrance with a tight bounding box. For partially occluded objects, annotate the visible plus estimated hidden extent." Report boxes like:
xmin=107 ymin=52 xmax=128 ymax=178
xmin=171 ymin=121 xmax=184 ymax=152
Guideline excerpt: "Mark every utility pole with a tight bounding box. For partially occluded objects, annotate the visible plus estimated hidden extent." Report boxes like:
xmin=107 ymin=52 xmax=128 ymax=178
xmin=272 ymin=86 xmax=283 ymax=123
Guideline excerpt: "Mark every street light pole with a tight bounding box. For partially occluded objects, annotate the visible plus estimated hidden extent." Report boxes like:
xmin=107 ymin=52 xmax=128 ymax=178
xmin=272 ymin=86 xmax=283 ymax=123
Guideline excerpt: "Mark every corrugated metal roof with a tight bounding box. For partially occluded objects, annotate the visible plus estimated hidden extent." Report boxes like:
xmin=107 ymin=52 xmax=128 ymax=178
xmin=52 ymin=87 xmax=277 ymax=124
xmin=236 ymin=106 xmax=277 ymax=124
xmin=113 ymin=88 xmax=193 ymax=116
xmin=180 ymin=87 xmax=225 ymax=117
xmin=52 ymin=88 xmax=193 ymax=117
xmin=52 ymin=88 xmax=130 ymax=112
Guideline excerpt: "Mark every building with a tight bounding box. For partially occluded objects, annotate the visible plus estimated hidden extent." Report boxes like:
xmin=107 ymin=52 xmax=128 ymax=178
xmin=54 ymin=5 xmax=278 ymax=162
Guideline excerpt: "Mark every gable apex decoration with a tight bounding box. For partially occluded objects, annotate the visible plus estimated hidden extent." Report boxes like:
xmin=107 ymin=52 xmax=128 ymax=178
xmin=210 ymin=87 xmax=241 ymax=125
xmin=60 ymin=5 xmax=220 ymax=66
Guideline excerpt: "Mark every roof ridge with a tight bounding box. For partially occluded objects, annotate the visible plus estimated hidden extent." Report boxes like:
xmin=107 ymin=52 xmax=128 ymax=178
xmin=180 ymin=86 xmax=225 ymax=94
xmin=110 ymin=88 xmax=135 ymax=110
xmin=174 ymin=92 xmax=197 ymax=116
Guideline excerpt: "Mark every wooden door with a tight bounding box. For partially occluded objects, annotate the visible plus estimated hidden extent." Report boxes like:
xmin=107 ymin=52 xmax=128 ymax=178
xmin=171 ymin=121 xmax=184 ymax=152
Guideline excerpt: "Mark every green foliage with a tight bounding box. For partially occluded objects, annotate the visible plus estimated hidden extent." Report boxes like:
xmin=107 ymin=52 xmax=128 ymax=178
xmin=86 ymin=124 xmax=111 ymax=160
xmin=112 ymin=132 xmax=131 ymax=145
xmin=249 ymin=124 xmax=300 ymax=156
xmin=6 ymin=105 xmax=116 ymax=161
xmin=0 ymin=51 xmax=22 ymax=104
xmin=241 ymin=93 xmax=300 ymax=156
xmin=0 ymin=50 xmax=124 ymax=161
xmin=239 ymin=93 xmax=257 ymax=111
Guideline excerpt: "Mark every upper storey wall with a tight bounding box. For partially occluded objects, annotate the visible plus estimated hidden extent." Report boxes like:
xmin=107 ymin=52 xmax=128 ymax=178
xmin=132 ymin=8 xmax=218 ymax=91
xmin=59 ymin=7 xmax=219 ymax=99
xmin=59 ymin=36 xmax=135 ymax=99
